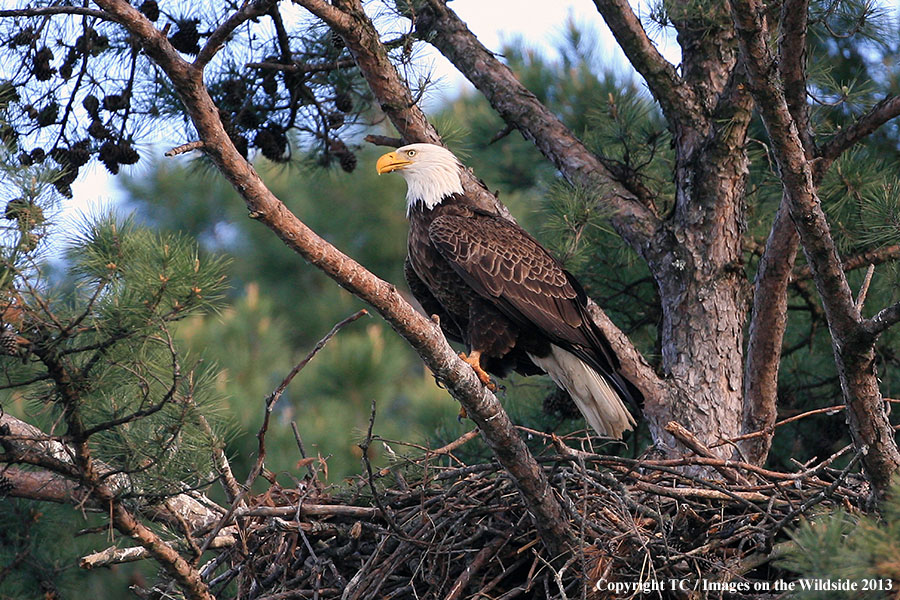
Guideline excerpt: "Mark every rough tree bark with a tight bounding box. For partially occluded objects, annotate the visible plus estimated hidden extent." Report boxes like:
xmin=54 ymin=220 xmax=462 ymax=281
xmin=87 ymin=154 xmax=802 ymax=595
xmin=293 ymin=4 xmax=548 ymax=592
xmin=730 ymin=0 xmax=900 ymax=494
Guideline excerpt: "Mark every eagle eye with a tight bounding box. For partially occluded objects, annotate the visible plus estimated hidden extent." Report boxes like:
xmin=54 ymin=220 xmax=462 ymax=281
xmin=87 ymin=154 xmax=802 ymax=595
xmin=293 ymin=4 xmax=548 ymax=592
xmin=406 ymin=149 xmax=416 ymax=157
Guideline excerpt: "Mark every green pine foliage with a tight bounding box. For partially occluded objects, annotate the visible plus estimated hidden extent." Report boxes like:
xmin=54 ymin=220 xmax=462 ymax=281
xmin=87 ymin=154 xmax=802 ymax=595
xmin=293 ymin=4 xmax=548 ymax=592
xmin=0 ymin=501 xmax=137 ymax=599
xmin=780 ymin=481 xmax=900 ymax=598
xmin=0 ymin=140 xmax=234 ymax=596
xmin=4 ymin=213 xmax=231 ymax=498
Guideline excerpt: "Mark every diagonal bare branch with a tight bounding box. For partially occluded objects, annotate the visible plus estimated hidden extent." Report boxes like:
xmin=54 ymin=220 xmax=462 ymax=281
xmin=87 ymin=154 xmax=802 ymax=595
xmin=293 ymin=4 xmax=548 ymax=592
xmin=0 ymin=7 xmax=118 ymax=21
xmin=414 ymin=0 xmax=661 ymax=250
xmin=592 ymin=0 xmax=700 ymax=127
xmin=793 ymin=244 xmax=900 ymax=282
xmin=814 ymin=95 xmax=900 ymax=181
xmin=742 ymin=204 xmax=799 ymax=464
xmin=779 ymin=0 xmax=813 ymax=153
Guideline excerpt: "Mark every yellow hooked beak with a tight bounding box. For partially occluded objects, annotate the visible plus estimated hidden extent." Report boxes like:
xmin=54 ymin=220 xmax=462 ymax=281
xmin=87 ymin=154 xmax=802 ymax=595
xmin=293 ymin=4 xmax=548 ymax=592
xmin=376 ymin=151 xmax=412 ymax=174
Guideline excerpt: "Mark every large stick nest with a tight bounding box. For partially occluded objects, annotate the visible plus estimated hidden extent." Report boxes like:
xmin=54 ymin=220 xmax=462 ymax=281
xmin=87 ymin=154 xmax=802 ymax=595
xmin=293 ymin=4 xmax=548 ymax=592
xmin=194 ymin=432 xmax=867 ymax=600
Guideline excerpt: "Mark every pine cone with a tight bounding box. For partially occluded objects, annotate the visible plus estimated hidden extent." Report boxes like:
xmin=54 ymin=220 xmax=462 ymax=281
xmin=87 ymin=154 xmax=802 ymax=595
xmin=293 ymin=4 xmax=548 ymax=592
xmin=254 ymin=124 xmax=288 ymax=162
xmin=82 ymin=94 xmax=100 ymax=117
xmin=139 ymin=0 xmax=160 ymax=21
xmin=169 ymin=20 xmax=201 ymax=55
xmin=334 ymin=91 xmax=353 ymax=113
xmin=0 ymin=331 xmax=19 ymax=356
xmin=338 ymin=150 xmax=357 ymax=173
xmin=32 ymin=47 xmax=55 ymax=81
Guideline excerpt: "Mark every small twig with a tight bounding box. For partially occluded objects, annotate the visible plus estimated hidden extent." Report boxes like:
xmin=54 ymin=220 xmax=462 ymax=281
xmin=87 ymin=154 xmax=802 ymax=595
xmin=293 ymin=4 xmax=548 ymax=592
xmin=364 ymin=134 xmax=403 ymax=148
xmin=291 ymin=421 xmax=318 ymax=479
xmin=247 ymin=58 xmax=356 ymax=73
xmin=767 ymin=450 xmax=864 ymax=541
xmin=269 ymin=310 xmax=368 ymax=410
xmin=165 ymin=141 xmax=206 ymax=157
xmin=664 ymin=421 xmax=751 ymax=485
xmin=444 ymin=533 xmax=511 ymax=600
xmin=488 ymin=123 xmax=515 ymax=145
xmin=235 ymin=503 xmax=381 ymax=519
xmin=855 ymin=263 xmax=875 ymax=310
xmin=423 ymin=429 xmax=478 ymax=464
xmin=359 ymin=394 xmax=415 ymax=543
xmin=721 ymin=399 xmax=900 ymax=447
xmin=250 ymin=309 xmax=368 ymax=487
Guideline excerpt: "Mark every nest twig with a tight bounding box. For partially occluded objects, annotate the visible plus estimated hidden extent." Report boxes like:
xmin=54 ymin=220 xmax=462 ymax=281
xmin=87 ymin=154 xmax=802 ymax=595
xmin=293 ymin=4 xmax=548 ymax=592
xmin=186 ymin=428 xmax=867 ymax=600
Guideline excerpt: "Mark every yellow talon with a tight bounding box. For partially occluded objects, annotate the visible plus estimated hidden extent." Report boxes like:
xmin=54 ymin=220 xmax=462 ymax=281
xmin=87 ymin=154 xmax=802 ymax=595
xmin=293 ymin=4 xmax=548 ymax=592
xmin=459 ymin=350 xmax=496 ymax=391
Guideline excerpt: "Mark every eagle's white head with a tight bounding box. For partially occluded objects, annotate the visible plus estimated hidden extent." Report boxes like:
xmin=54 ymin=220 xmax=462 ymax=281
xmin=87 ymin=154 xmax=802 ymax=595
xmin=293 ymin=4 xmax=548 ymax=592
xmin=375 ymin=143 xmax=464 ymax=214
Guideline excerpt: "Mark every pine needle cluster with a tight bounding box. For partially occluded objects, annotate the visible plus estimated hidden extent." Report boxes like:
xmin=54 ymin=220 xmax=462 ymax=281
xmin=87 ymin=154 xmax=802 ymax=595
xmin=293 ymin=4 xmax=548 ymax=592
xmin=1 ymin=201 xmax=231 ymax=499
xmin=780 ymin=479 xmax=900 ymax=596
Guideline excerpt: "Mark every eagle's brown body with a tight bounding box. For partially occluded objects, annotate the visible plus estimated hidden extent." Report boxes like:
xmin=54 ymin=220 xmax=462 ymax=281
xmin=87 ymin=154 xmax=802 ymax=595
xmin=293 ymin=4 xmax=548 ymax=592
xmin=406 ymin=195 xmax=548 ymax=377
xmin=377 ymin=143 xmax=638 ymax=438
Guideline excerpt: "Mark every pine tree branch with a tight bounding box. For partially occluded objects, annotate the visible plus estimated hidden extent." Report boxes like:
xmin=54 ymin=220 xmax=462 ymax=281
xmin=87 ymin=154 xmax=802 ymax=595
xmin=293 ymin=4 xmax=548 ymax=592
xmin=864 ymin=301 xmax=900 ymax=339
xmin=0 ymin=414 xmax=82 ymax=477
xmin=815 ymin=95 xmax=900 ymax=181
xmin=793 ymin=244 xmax=900 ymax=282
xmin=413 ymin=0 xmax=662 ymax=248
xmin=0 ymin=413 xmax=223 ymax=530
xmin=24 ymin=333 xmax=217 ymax=600
xmin=731 ymin=0 xmax=900 ymax=495
xmin=0 ymin=466 xmax=99 ymax=508
xmin=742 ymin=203 xmax=799 ymax=464
xmin=97 ymin=0 xmax=576 ymax=557
xmin=247 ymin=58 xmax=357 ymax=74
xmin=591 ymin=0 xmax=701 ymax=128
xmin=0 ymin=7 xmax=118 ymax=21
xmin=778 ymin=0 xmax=813 ymax=153
xmin=195 ymin=0 xmax=276 ymax=69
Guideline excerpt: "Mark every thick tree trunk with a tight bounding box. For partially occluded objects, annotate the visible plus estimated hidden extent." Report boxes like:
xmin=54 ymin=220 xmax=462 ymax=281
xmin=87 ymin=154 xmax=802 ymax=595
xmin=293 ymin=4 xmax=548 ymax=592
xmin=646 ymin=174 xmax=749 ymax=453
xmin=641 ymin=20 xmax=753 ymax=455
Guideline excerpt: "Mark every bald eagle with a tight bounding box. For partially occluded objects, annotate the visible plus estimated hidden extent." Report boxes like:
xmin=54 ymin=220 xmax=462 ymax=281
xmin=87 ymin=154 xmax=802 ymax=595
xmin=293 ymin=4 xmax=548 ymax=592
xmin=376 ymin=143 xmax=638 ymax=439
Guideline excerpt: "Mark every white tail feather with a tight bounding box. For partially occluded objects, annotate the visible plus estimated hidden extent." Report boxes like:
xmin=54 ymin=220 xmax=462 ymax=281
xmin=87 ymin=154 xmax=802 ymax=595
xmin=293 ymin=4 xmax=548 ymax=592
xmin=528 ymin=345 xmax=635 ymax=439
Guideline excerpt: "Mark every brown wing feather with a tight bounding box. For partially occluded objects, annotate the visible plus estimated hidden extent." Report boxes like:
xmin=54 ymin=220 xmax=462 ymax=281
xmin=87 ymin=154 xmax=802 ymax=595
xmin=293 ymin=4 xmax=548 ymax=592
xmin=428 ymin=211 xmax=638 ymax=411
xmin=404 ymin=257 xmax=463 ymax=343
xmin=428 ymin=213 xmax=589 ymax=346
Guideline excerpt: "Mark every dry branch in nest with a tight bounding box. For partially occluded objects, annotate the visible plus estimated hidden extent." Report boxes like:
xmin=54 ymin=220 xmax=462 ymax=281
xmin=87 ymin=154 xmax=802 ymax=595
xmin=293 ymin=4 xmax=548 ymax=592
xmin=147 ymin=428 xmax=868 ymax=600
